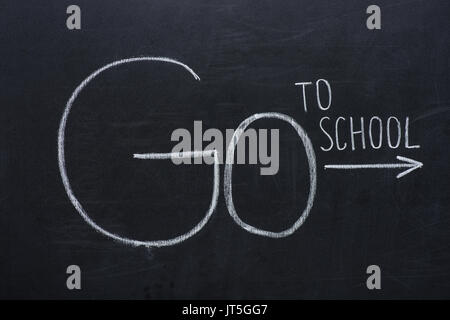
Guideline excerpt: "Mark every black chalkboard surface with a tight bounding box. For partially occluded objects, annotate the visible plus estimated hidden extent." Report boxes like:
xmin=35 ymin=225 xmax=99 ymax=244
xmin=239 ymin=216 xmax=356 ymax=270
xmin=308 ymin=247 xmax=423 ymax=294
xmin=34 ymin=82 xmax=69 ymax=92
xmin=1 ymin=0 xmax=449 ymax=299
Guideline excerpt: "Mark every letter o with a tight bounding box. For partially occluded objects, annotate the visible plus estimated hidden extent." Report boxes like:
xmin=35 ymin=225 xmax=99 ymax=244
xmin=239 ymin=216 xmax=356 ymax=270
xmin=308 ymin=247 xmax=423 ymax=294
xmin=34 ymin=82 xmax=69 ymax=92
xmin=224 ymin=112 xmax=317 ymax=238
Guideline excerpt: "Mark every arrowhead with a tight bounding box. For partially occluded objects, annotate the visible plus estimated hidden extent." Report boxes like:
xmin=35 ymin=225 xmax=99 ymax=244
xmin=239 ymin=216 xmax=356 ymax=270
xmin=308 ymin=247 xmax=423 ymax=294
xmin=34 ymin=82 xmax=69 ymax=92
xmin=396 ymin=156 xmax=423 ymax=179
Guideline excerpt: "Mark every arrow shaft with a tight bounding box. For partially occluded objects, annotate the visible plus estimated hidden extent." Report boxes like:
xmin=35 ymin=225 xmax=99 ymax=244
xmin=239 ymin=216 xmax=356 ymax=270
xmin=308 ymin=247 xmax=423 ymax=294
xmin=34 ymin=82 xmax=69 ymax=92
xmin=324 ymin=163 xmax=411 ymax=169
xmin=324 ymin=156 xmax=422 ymax=179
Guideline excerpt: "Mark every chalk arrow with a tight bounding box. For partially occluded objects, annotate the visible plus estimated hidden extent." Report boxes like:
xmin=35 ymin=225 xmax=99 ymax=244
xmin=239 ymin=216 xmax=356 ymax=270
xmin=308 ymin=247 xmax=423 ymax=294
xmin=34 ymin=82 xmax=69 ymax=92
xmin=324 ymin=155 xmax=423 ymax=179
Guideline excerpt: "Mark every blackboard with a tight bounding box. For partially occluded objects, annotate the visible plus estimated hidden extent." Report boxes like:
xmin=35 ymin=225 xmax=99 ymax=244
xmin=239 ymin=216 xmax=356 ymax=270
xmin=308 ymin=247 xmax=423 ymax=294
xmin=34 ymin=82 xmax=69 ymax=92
xmin=1 ymin=0 xmax=449 ymax=299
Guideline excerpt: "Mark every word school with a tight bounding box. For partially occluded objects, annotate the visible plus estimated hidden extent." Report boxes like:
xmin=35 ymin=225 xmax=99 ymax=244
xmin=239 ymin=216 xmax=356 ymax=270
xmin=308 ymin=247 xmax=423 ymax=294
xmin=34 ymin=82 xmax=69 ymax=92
xmin=319 ymin=116 xmax=420 ymax=151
